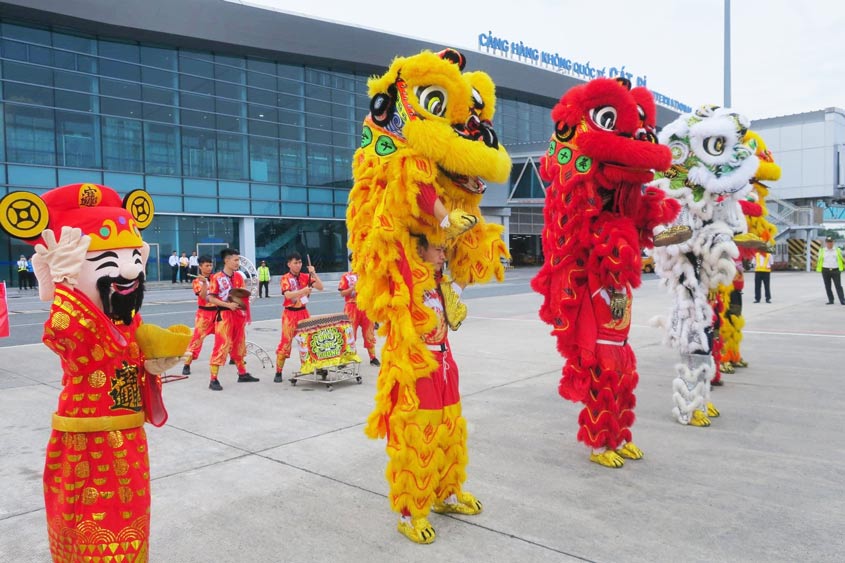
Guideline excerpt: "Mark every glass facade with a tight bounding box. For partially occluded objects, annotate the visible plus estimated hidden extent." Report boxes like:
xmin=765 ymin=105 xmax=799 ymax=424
xmin=0 ymin=19 xmax=553 ymax=279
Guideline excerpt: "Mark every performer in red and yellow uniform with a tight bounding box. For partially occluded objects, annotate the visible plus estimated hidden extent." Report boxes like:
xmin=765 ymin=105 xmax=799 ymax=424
xmin=205 ymin=248 xmax=257 ymax=390
xmin=0 ymin=183 xmax=186 ymax=563
xmin=182 ymin=254 xmax=215 ymax=376
xmin=274 ymin=251 xmax=323 ymax=382
xmin=384 ymin=236 xmax=480 ymax=544
xmin=338 ymin=254 xmax=380 ymax=367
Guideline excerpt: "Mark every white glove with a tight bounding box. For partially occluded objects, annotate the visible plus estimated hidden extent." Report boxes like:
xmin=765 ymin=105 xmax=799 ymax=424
xmin=144 ymin=357 xmax=182 ymax=375
xmin=33 ymin=227 xmax=91 ymax=287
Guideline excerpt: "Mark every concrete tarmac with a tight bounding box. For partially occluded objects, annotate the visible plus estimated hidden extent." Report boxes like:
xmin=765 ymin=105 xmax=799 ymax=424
xmin=1 ymin=271 xmax=843 ymax=562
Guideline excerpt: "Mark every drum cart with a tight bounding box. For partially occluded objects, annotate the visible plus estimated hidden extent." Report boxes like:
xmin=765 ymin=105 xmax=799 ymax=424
xmin=287 ymin=313 xmax=363 ymax=391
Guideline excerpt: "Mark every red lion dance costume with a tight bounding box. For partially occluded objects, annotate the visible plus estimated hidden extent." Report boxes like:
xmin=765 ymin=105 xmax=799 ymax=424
xmin=347 ymin=49 xmax=510 ymax=543
xmin=531 ymin=78 xmax=678 ymax=468
xmin=0 ymin=184 xmax=188 ymax=562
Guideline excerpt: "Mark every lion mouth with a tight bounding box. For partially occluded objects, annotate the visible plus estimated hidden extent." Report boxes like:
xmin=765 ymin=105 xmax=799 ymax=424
xmin=453 ymin=115 xmax=499 ymax=149
xmin=439 ymin=167 xmax=487 ymax=194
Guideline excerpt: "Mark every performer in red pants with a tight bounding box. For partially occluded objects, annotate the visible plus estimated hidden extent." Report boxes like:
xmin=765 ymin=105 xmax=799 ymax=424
xmin=274 ymin=251 xmax=323 ymax=382
xmin=182 ymin=255 xmax=214 ymax=376
xmin=338 ymin=254 xmax=380 ymax=367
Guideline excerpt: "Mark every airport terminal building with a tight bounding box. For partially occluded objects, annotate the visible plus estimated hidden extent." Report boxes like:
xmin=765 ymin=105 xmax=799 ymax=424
xmin=0 ymin=0 xmax=687 ymax=280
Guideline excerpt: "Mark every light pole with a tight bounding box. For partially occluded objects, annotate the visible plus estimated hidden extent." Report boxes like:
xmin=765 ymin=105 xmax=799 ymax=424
xmin=724 ymin=0 xmax=731 ymax=107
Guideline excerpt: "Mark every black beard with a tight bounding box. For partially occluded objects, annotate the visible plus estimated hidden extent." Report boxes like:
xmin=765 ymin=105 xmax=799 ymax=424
xmin=96 ymin=273 xmax=145 ymax=325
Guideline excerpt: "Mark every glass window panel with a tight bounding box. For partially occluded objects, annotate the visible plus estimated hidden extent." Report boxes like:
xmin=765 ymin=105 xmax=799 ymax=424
xmin=54 ymin=70 xmax=95 ymax=93
xmin=56 ymin=111 xmax=99 ymax=168
xmin=152 ymin=195 xmax=182 ymax=213
xmin=180 ymin=73 xmax=213 ymax=94
xmin=282 ymin=202 xmax=306 ymax=217
xmin=142 ymin=85 xmax=175 ymax=105
xmin=247 ymin=87 xmax=275 ymax=106
xmin=102 ymin=172 xmax=143 ymax=192
xmin=251 ymin=183 xmax=279 ymax=200
xmin=3 ymin=60 xmax=52 ymax=84
xmin=101 ymin=78 xmax=141 ymax=99
xmin=305 ymin=84 xmax=331 ymax=101
xmin=215 ymin=80 xmax=243 ymax=101
xmin=183 ymin=179 xmax=216 ymax=196
xmin=141 ymin=67 xmax=176 ymax=87
xmin=146 ymin=175 xmax=182 ymax=194
xmin=1 ymin=39 xmax=28 ymax=61
xmin=217 ymin=133 xmax=247 ymax=180
xmin=307 ymin=145 xmax=332 ymax=186
xmin=181 ymin=128 xmax=216 ymax=178
xmin=246 ymin=71 xmax=274 ymax=91
xmin=58 ymin=168 xmax=102 ymax=185
xmin=218 ymin=198 xmax=250 ymax=214
xmin=219 ymin=181 xmax=249 ymax=198
xmin=3 ymin=23 xmax=51 ymax=45
xmin=252 ymin=200 xmax=280 ymax=216
xmin=334 ymin=205 xmax=347 ymax=219
xmin=279 ymin=124 xmax=303 ymax=142
xmin=247 ymin=114 xmax=277 ymax=138
xmin=180 ymin=108 xmax=212 ymax=128
xmin=280 ymin=142 xmax=305 ymax=185
xmin=305 ymin=98 xmax=331 ymax=116
xmin=7 ymin=165 xmax=55 ymax=187
xmin=102 ymin=117 xmax=142 ymax=172
xmin=309 ymin=203 xmax=332 ymax=217
xmin=309 ymin=188 xmax=332 ymax=203
xmin=140 ymin=46 xmax=176 ymax=69
xmin=76 ymin=55 xmax=97 ymax=74
xmin=214 ymin=62 xmax=244 ymax=83
xmin=99 ymin=59 xmax=140 ymax=81
xmin=5 ymin=104 xmax=55 ymax=165
xmin=247 ymin=58 xmax=275 ymax=74
xmin=307 ymin=113 xmax=331 ymax=130
xmin=306 ymin=129 xmax=331 ymax=145
xmin=249 ymin=137 xmax=279 ymax=183
xmin=278 ymin=92 xmax=303 ymax=110
xmin=281 ymin=186 xmax=306 ymax=202
xmin=3 ymin=81 xmax=53 ymax=106
xmin=215 ymin=98 xmax=242 ymax=116
xmin=100 ymin=97 xmax=141 ymax=119
xmin=144 ymin=122 xmax=180 ymax=175
xmin=143 ymin=102 xmax=175 ymax=123
xmin=277 ymin=64 xmax=302 ymax=80
xmin=180 ymin=92 xmax=213 ymax=110
xmin=53 ymin=32 xmax=95 ymax=53
xmin=334 ymin=190 xmax=349 ymax=204
xmin=216 ymin=114 xmax=243 ymax=133
xmin=98 ymin=41 xmax=139 ymax=62
xmin=184 ymin=197 xmax=217 ymax=214
xmin=333 ymin=151 xmax=352 ymax=184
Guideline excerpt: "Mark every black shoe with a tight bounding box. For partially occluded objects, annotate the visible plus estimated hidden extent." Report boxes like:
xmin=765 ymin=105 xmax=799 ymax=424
xmin=827 ymin=301 xmax=834 ymax=305
xmin=209 ymin=379 xmax=223 ymax=391
xmin=370 ymin=357 xmax=381 ymax=367
xmin=229 ymin=358 xmax=236 ymax=365
xmin=274 ymin=372 xmax=283 ymax=383
xmin=766 ymin=300 xmax=771 ymax=303
xmin=711 ymin=379 xmax=724 ymax=386
xmin=238 ymin=373 xmax=259 ymax=382
xmin=182 ymin=364 xmax=191 ymax=376
xmin=753 ymin=300 xmax=760 ymax=303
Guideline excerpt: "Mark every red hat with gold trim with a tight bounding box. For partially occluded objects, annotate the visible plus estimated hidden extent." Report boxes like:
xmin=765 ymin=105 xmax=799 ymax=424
xmin=0 ymin=183 xmax=154 ymax=250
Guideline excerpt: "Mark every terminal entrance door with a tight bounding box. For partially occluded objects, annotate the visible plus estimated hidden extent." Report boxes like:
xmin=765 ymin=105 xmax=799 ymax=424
xmin=146 ymin=243 xmax=161 ymax=281
xmin=197 ymin=243 xmax=229 ymax=271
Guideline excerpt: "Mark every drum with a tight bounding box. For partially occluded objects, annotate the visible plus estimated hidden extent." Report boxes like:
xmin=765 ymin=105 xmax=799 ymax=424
xmin=294 ymin=313 xmax=361 ymax=374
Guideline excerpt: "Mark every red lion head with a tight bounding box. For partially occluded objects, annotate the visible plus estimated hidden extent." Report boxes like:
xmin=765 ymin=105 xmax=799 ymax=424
xmin=541 ymin=78 xmax=670 ymax=189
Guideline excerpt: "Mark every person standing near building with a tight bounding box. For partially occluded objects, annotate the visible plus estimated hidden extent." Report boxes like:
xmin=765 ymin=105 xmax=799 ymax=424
xmin=753 ymin=251 xmax=772 ymax=303
xmin=182 ymin=255 xmax=215 ymax=376
xmin=16 ymin=254 xmax=28 ymax=290
xmin=179 ymin=251 xmax=189 ymax=283
xmin=274 ymin=252 xmax=323 ymax=382
xmin=25 ymin=257 xmax=36 ymax=291
xmin=189 ymin=250 xmax=199 ymax=278
xmin=169 ymin=250 xmax=179 ymax=283
xmin=816 ymin=236 xmax=845 ymax=305
xmin=338 ymin=253 xmax=379 ymax=366
xmin=205 ymin=248 xmax=259 ymax=390
xmin=257 ymin=260 xmax=271 ymax=298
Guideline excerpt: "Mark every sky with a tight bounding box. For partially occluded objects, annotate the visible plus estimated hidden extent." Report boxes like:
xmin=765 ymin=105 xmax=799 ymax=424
xmin=232 ymin=0 xmax=845 ymax=120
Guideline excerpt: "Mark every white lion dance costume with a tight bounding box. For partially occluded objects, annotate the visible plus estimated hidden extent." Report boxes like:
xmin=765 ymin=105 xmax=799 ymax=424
xmin=346 ymin=49 xmax=510 ymax=543
xmin=651 ymin=105 xmax=759 ymax=426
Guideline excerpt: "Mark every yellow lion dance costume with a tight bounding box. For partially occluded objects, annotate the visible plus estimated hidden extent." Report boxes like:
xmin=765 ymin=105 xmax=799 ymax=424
xmin=347 ymin=49 xmax=510 ymax=543
xmin=717 ymin=130 xmax=781 ymax=373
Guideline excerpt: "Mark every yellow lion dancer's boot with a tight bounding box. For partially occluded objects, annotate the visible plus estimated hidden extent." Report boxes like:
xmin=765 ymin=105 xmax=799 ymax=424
xmin=397 ymin=516 xmax=436 ymax=544
xmin=689 ymin=410 xmax=711 ymax=427
xmin=440 ymin=278 xmax=467 ymax=330
xmin=442 ymin=209 xmax=478 ymax=239
xmin=432 ymin=491 xmax=482 ymax=515
xmin=590 ymin=448 xmax=625 ymax=468
xmin=615 ymin=442 xmax=644 ymax=460
xmin=706 ymin=402 xmax=720 ymax=418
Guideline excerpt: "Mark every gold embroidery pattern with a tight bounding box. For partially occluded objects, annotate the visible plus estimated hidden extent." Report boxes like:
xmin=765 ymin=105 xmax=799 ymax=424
xmin=109 ymin=363 xmax=142 ymax=412
xmin=51 ymin=312 xmax=71 ymax=331
xmin=47 ymin=515 xmax=149 ymax=563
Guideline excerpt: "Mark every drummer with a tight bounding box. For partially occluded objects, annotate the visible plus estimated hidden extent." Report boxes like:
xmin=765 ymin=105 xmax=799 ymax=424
xmin=205 ymin=248 xmax=259 ymax=390
xmin=339 ymin=253 xmax=380 ymax=367
xmin=274 ymin=251 xmax=324 ymax=382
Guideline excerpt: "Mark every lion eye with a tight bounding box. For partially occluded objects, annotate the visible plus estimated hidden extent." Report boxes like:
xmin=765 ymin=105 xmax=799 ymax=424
xmin=415 ymin=86 xmax=448 ymax=117
xmin=637 ymin=105 xmax=646 ymax=123
xmin=590 ymin=106 xmax=617 ymax=131
xmin=703 ymin=136 xmax=726 ymax=156
xmin=471 ymin=88 xmax=484 ymax=110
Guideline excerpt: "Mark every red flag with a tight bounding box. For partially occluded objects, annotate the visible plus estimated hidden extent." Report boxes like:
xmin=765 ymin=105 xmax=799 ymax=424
xmin=0 ymin=282 xmax=9 ymax=338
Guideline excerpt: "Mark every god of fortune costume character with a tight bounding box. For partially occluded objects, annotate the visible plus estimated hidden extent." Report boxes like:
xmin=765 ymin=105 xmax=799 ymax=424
xmin=182 ymin=255 xmax=215 ymax=376
xmin=530 ymin=78 xmax=678 ymax=468
xmin=206 ymin=249 xmax=257 ymax=390
xmin=0 ymin=183 xmax=189 ymax=563
xmin=346 ymin=49 xmax=510 ymax=543
xmin=650 ymin=106 xmax=759 ymax=426
xmin=274 ymin=253 xmax=323 ymax=382
xmin=338 ymin=256 xmax=380 ymax=366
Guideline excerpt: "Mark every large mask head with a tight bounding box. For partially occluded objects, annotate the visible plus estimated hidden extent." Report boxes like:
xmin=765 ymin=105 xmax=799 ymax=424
xmin=541 ymin=77 xmax=671 ymax=188
xmin=659 ymin=105 xmax=759 ymax=198
xmin=364 ymin=48 xmax=511 ymax=189
xmin=0 ymin=183 xmax=153 ymax=324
